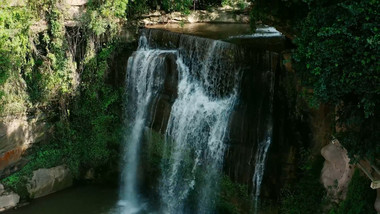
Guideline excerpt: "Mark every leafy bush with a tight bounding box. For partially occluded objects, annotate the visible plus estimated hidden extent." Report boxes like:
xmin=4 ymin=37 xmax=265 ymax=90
xmin=329 ymin=169 xmax=377 ymax=214
xmin=0 ymin=5 xmax=32 ymax=115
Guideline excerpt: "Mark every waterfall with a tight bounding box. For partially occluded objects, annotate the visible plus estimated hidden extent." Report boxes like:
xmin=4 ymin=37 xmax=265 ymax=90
xmin=120 ymin=30 xmax=242 ymax=213
xmin=120 ymin=28 xmax=279 ymax=214
xmin=119 ymin=34 xmax=176 ymax=213
xmin=159 ymin=40 xmax=240 ymax=214
xmin=251 ymin=70 xmax=275 ymax=213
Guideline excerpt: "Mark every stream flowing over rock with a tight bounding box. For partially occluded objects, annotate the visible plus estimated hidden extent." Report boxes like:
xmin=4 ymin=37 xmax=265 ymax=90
xmin=119 ymin=28 xmax=288 ymax=214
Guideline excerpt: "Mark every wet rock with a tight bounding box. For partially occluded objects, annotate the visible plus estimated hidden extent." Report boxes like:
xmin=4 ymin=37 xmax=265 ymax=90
xmin=0 ymin=192 xmax=20 ymax=212
xmin=375 ymin=189 xmax=380 ymax=213
xmin=321 ymin=140 xmax=354 ymax=201
xmin=148 ymin=53 xmax=178 ymax=133
xmin=27 ymin=165 xmax=73 ymax=199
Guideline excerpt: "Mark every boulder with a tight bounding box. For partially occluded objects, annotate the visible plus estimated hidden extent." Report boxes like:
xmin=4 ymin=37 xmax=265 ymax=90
xmin=0 ymin=192 xmax=20 ymax=212
xmin=321 ymin=140 xmax=354 ymax=201
xmin=27 ymin=165 xmax=73 ymax=199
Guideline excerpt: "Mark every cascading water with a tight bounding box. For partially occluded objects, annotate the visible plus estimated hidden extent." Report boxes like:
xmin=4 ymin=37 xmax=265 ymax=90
xmin=159 ymin=40 xmax=240 ymax=214
xmin=120 ymin=27 xmax=281 ymax=214
xmin=251 ymin=71 xmax=275 ymax=213
xmin=121 ymin=30 xmax=241 ymax=214
xmin=119 ymin=34 xmax=175 ymax=213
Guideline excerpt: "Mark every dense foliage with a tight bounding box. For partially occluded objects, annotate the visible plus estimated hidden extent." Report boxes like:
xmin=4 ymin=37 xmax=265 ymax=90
xmin=0 ymin=0 xmax=131 ymax=194
xmin=0 ymin=3 xmax=32 ymax=114
xmin=294 ymin=0 xmax=379 ymax=162
xmin=254 ymin=0 xmax=379 ymax=213
xmin=253 ymin=0 xmax=379 ymax=162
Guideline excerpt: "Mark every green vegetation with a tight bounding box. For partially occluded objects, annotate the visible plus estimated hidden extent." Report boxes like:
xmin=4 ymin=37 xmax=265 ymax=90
xmin=294 ymin=0 xmax=379 ymax=162
xmin=0 ymin=0 xmax=132 ymax=195
xmin=329 ymin=169 xmax=377 ymax=214
xmin=0 ymin=3 xmax=32 ymax=114
xmin=1 ymin=39 xmax=130 ymax=196
xmin=54 ymin=40 xmax=129 ymax=178
xmin=246 ymin=1 xmax=379 ymax=214
xmin=217 ymin=175 xmax=250 ymax=214
xmin=0 ymin=0 xmax=239 ymax=198
xmin=280 ymin=151 xmax=326 ymax=214
xmin=252 ymin=0 xmax=379 ymax=162
xmin=252 ymin=0 xmax=379 ymax=212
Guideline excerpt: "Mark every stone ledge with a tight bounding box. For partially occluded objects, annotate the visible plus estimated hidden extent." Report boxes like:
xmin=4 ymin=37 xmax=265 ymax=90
xmin=140 ymin=9 xmax=250 ymax=26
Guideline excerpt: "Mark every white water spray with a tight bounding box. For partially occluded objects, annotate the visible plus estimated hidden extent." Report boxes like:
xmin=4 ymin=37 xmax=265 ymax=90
xmin=119 ymin=35 xmax=175 ymax=214
xmin=159 ymin=52 xmax=239 ymax=213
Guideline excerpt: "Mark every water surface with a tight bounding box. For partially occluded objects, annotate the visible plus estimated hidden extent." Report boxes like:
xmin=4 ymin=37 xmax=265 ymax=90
xmin=5 ymin=185 xmax=118 ymax=214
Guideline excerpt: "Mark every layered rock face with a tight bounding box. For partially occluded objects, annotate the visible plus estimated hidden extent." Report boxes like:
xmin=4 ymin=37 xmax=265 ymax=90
xmin=0 ymin=116 xmax=46 ymax=178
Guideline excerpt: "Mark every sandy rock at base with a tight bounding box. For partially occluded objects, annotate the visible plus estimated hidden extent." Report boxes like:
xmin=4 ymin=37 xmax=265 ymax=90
xmin=321 ymin=141 xmax=354 ymax=201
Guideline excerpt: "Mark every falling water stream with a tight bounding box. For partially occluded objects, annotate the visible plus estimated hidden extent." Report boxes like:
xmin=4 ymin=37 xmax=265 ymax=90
xmin=251 ymin=71 xmax=275 ymax=213
xmin=120 ymin=27 xmax=280 ymax=214
xmin=121 ymin=30 xmax=241 ymax=214
xmin=159 ymin=40 xmax=240 ymax=214
xmin=119 ymin=35 xmax=176 ymax=213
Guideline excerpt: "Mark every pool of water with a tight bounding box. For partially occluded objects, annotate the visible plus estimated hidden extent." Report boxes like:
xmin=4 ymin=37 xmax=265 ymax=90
xmin=146 ymin=23 xmax=253 ymax=40
xmin=4 ymin=185 xmax=120 ymax=214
